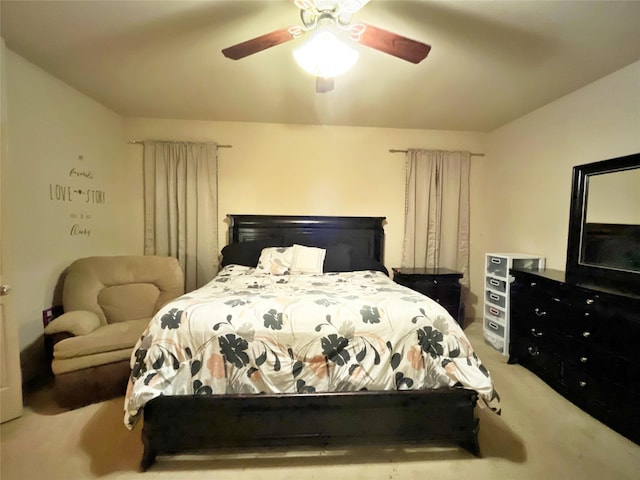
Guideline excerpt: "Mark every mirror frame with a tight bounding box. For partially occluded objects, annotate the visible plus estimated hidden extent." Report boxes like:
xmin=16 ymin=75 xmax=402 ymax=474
xmin=566 ymin=152 xmax=640 ymax=294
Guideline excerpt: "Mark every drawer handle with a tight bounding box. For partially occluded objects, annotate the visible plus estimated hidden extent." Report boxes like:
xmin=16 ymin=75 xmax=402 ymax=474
xmin=489 ymin=321 xmax=500 ymax=331
xmin=489 ymin=278 xmax=500 ymax=287
xmin=489 ymin=307 xmax=500 ymax=316
xmin=580 ymin=356 xmax=588 ymax=363
xmin=491 ymin=258 xmax=501 ymax=264
xmin=586 ymin=299 xmax=594 ymax=305
xmin=534 ymin=308 xmax=546 ymax=317
xmin=579 ymin=381 xmax=587 ymax=387
xmin=530 ymin=328 xmax=543 ymax=337
xmin=489 ymin=293 xmax=500 ymax=301
xmin=582 ymin=331 xmax=591 ymax=338
xmin=527 ymin=346 xmax=539 ymax=357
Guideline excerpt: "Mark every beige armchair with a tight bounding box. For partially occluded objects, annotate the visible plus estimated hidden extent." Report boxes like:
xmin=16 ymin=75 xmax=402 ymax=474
xmin=44 ymin=255 xmax=184 ymax=408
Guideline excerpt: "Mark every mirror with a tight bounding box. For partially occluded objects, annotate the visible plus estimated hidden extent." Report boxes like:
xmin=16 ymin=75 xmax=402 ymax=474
xmin=582 ymin=168 xmax=640 ymax=271
xmin=566 ymin=152 xmax=640 ymax=293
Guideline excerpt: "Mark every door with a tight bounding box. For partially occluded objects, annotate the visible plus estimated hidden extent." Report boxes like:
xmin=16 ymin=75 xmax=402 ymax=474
xmin=0 ymin=40 xmax=23 ymax=423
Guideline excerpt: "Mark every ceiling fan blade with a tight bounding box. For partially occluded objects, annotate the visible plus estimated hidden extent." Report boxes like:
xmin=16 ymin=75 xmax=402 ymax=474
xmin=316 ymin=77 xmax=334 ymax=93
xmin=291 ymin=0 xmax=316 ymax=9
xmin=291 ymin=0 xmax=370 ymax=15
xmin=222 ymin=27 xmax=295 ymax=60
xmin=357 ymin=23 xmax=431 ymax=64
xmin=339 ymin=0 xmax=371 ymax=14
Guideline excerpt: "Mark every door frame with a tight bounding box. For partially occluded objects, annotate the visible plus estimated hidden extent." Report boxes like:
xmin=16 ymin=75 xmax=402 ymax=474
xmin=1 ymin=39 xmax=24 ymax=423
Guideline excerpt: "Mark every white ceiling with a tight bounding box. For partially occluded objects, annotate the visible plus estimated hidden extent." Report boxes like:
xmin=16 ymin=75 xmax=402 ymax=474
xmin=1 ymin=0 xmax=639 ymax=132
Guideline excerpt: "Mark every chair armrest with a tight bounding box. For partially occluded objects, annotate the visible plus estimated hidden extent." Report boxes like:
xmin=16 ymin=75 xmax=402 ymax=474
xmin=44 ymin=331 xmax=75 ymax=363
xmin=43 ymin=310 xmax=102 ymax=337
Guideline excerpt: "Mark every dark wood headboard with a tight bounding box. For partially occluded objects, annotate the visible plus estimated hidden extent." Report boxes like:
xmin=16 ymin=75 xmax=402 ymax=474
xmin=227 ymin=215 xmax=386 ymax=263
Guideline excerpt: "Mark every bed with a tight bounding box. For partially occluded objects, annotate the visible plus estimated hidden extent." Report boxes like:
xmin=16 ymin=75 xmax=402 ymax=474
xmin=125 ymin=215 xmax=501 ymax=471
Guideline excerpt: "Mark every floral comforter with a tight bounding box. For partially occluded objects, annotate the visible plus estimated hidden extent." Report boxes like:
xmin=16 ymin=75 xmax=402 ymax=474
xmin=124 ymin=265 xmax=500 ymax=428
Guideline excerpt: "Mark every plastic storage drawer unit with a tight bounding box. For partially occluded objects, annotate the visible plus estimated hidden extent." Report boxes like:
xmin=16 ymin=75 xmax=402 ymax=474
xmin=483 ymin=253 xmax=545 ymax=355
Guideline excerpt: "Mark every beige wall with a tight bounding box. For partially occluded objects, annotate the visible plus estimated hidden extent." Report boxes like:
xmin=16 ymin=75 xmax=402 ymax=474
xmin=125 ymin=118 xmax=486 ymax=286
xmin=477 ymin=61 xmax=640 ymax=295
xmin=3 ymin=48 xmax=141 ymax=382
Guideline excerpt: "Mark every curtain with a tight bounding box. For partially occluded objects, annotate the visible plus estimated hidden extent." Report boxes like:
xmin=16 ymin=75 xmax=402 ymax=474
xmin=402 ymin=149 xmax=471 ymax=287
xmin=143 ymin=141 xmax=218 ymax=292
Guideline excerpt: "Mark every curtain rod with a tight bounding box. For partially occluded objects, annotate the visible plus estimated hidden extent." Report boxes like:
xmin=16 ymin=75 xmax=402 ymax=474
xmin=389 ymin=149 xmax=484 ymax=157
xmin=129 ymin=140 xmax=232 ymax=148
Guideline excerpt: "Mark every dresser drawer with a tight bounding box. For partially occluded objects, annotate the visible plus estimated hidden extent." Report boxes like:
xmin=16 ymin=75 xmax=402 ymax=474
xmin=394 ymin=275 xmax=460 ymax=293
xmin=484 ymin=317 xmax=505 ymax=337
xmin=562 ymin=367 xmax=640 ymax=445
xmin=560 ymin=300 xmax=640 ymax=362
xmin=485 ymin=290 xmax=506 ymax=309
xmin=486 ymin=256 xmax=508 ymax=278
xmin=564 ymin=343 xmax=640 ymax=386
xmin=485 ymin=277 xmax=507 ymax=293
xmin=510 ymin=337 xmax=562 ymax=384
xmin=511 ymin=323 xmax=566 ymax=356
xmin=484 ymin=307 xmax=508 ymax=355
xmin=484 ymin=329 xmax=507 ymax=354
xmin=596 ymin=390 xmax=640 ymax=445
xmin=395 ymin=276 xmax=440 ymax=290
xmin=562 ymin=363 xmax=615 ymax=409
xmin=485 ymin=304 xmax=506 ymax=323
xmin=424 ymin=287 xmax=461 ymax=305
xmin=510 ymin=294 xmax=561 ymax=338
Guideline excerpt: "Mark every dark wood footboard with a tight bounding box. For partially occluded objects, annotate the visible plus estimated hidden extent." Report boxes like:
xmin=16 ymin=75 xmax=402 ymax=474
xmin=140 ymin=388 xmax=480 ymax=471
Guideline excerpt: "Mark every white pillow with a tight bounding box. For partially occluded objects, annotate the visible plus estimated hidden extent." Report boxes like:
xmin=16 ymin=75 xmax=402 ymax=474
xmin=255 ymin=247 xmax=294 ymax=275
xmin=291 ymin=244 xmax=326 ymax=274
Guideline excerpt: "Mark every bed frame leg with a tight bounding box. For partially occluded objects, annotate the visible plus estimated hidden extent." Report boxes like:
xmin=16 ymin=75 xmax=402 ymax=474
xmin=460 ymin=437 xmax=481 ymax=457
xmin=460 ymin=418 xmax=481 ymax=457
xmin=140 ymin=446 xmax=157 ymax=472
xmin=140 ymin=430 xmax=157 ymax=472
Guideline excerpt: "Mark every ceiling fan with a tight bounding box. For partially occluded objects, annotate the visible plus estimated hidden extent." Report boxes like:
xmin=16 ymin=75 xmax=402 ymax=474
xmin=221 ymin=0 xmax=431 ymax=93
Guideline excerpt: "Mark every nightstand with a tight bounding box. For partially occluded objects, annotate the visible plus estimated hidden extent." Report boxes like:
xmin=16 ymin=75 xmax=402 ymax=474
xmin=392 ymin=268 xmax=464 ymax=327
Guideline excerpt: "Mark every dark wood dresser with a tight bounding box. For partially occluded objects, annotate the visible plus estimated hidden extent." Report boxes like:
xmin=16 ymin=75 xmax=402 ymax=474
xmin=392 ymin=268 xmax=464 ymax=327
xmin=509 ymin=268 xmax=640 ymax=444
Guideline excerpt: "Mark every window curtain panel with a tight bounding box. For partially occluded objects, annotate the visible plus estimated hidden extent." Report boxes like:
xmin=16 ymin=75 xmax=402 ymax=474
xmin=402 ymin=149 xmax=471 ymax=288
xmin=143 ymin=141 xmax=218 ymax=292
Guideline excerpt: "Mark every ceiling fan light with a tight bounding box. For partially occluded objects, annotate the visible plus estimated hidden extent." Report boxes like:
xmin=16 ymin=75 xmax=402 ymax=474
xmin=293 ymin=31 xmax=359 ymax=78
